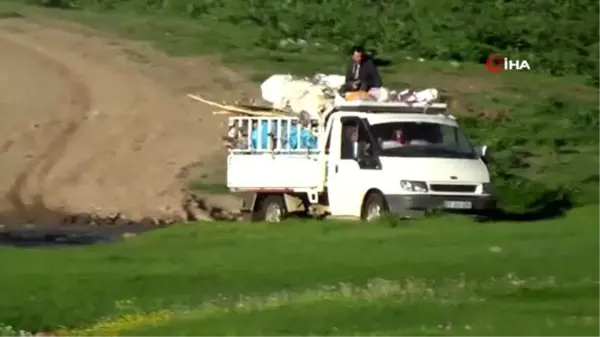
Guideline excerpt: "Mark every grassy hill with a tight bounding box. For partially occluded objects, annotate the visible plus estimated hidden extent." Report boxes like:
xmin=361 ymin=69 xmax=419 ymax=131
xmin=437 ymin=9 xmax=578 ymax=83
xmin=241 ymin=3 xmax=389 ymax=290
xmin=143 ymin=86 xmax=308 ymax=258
xmin=30 ymin=0 xmax=600 ymax=82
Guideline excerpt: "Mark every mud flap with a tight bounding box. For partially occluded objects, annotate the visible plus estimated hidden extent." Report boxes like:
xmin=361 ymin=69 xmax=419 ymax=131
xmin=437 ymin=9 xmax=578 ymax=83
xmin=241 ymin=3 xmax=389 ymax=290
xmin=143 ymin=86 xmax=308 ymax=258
xmin=239 ymin=192 xmax=257 ymax=212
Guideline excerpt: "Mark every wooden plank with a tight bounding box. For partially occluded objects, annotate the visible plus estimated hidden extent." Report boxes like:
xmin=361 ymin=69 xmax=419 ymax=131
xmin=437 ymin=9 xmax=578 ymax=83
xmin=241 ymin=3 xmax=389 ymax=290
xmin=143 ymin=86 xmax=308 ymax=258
xmin=187 ymin=93 xmax=294 ymax=117
xmin=212 ymin=110 xmax=235 ymax=115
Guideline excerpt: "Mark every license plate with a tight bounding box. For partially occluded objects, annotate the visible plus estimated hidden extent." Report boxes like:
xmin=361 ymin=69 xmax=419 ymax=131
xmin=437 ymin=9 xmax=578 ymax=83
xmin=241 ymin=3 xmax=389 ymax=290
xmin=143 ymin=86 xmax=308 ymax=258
xmin=443 ymin=200 xmax=472 ymax=209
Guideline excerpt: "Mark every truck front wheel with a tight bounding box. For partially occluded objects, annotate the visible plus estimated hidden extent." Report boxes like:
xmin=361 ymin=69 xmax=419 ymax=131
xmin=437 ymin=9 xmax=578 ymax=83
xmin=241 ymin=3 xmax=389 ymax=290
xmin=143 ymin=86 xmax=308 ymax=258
xmin=361 ymin=192 xmax=389 ymax=221
xmin=254 ymin=194 xmax=287 ymax=223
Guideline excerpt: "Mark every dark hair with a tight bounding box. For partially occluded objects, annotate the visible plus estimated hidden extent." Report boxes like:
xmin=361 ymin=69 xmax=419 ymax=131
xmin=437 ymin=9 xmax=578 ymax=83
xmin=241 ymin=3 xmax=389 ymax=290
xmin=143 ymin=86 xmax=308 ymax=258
xmin=351 ymin=45 xmax=365 ymax=54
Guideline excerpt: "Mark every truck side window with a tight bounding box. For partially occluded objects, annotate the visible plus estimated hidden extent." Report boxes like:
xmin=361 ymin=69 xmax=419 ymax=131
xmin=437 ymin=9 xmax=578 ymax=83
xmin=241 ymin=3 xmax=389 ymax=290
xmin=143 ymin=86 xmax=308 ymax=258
xmin=340 ymin=120 xmax=357 ymax=159
xmin=341 ymin=119 xmax=375 ymax=160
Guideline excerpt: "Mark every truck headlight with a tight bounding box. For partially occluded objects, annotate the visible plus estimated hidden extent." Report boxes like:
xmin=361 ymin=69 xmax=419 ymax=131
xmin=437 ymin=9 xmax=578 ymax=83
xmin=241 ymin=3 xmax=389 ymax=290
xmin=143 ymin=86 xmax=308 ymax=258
xmin=482 ymin=182 xmax=495 ymax=194
xmin=400 ymin=180 xmax=428 ymax=192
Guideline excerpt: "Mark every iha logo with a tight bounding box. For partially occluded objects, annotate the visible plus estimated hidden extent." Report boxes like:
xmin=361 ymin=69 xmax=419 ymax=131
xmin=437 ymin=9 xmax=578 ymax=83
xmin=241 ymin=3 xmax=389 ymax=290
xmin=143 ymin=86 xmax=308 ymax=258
xmin=485 ymin=56 xmax=531 ymax=72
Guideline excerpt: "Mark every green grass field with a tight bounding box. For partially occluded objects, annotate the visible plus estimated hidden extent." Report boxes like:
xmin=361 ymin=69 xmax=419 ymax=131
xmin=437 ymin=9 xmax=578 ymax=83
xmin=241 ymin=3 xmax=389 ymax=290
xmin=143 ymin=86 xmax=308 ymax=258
xmin=0 ymin=1 xmax=598 ymax=335
xmin=0 ymin=207 xmax=598 ymax=335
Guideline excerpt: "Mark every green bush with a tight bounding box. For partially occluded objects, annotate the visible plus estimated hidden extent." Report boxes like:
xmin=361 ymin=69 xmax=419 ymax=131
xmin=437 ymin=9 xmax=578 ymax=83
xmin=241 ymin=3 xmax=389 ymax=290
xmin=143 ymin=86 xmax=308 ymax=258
xmin=49 ymin=0 xmax=600 ymax=80
xmin=460 ymin=94 xmax=598 ymax=212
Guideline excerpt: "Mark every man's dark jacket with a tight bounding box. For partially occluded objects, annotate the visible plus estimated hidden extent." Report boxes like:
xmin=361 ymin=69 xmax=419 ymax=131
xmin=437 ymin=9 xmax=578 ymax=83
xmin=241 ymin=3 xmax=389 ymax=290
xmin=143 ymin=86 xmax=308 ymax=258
xmin=344 ymin=56 xmax=382 ymax=91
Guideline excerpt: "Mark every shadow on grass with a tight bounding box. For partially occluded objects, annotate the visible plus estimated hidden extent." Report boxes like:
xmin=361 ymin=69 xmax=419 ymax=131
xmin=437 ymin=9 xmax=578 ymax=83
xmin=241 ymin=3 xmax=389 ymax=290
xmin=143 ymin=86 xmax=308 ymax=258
xmin=0 ymin=11 xmax=24 ymax=19
xmin=476 ymin=190 xmax=574 ymax=223
xmin=0 ymin=230 xmax=118 ymax=247
xmin=26 ymin=0 xmax=74 ymax=9
xmin=0 ymin=222 xmax=169 ymax=248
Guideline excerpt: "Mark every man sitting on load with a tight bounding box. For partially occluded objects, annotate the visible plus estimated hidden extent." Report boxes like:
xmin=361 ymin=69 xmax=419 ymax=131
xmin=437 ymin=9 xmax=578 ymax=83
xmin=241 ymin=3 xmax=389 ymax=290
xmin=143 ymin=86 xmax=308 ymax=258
xmin=340 ymin=45 xmax=383 ymax=99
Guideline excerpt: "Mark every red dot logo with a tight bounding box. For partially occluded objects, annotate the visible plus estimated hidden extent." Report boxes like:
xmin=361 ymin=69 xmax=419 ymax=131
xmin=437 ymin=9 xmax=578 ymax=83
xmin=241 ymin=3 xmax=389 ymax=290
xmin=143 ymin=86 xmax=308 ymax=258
xmin=485 ymin=56 xmax=504 ymax=72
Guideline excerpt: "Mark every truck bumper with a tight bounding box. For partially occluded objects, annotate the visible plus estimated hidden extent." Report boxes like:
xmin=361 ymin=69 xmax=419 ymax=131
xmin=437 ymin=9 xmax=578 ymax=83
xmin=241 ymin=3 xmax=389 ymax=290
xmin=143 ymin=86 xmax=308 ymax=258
xmin=385 ymin=194 xmax=496 ymax=213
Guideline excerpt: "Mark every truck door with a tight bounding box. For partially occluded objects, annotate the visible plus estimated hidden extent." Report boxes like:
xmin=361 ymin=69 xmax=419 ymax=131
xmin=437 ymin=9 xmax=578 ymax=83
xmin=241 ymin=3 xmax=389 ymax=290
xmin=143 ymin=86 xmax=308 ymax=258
xmin=326 ymin=117 xmax=378 ymax=217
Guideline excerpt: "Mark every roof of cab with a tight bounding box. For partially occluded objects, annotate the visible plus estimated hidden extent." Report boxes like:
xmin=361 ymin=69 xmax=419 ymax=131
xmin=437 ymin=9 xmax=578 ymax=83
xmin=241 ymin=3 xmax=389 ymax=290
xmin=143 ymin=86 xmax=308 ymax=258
xmin=334 ymin=100 xmax=448 ymax=115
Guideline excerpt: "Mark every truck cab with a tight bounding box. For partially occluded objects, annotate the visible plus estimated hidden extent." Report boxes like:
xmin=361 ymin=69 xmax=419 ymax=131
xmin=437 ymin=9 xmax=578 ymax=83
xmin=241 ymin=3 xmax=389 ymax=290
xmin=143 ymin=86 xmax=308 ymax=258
xmin=226 ymin=101 xmax=496 ymax=222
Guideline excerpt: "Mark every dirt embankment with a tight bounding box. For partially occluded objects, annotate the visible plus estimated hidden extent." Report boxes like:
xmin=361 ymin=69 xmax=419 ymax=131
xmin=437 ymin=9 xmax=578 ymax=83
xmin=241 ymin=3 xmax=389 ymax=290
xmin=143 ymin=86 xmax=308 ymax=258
xmin=0 ymin=17 xmax=256 ymax=225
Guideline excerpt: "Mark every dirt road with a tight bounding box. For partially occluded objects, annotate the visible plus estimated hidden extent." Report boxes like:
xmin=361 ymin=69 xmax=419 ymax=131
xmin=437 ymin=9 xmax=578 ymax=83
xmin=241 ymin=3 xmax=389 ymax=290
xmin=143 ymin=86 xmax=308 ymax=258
xmin=0 ymin=17 xmax=255 ymax=224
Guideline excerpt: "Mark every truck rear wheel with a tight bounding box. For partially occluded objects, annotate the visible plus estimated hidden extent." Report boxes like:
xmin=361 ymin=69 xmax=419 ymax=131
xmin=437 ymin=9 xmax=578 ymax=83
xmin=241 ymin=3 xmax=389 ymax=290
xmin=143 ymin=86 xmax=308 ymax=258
xmin=254 ymin=195 xmax=287 ymax=223
xmin=361 ymin=192 xmax=389 ymax=221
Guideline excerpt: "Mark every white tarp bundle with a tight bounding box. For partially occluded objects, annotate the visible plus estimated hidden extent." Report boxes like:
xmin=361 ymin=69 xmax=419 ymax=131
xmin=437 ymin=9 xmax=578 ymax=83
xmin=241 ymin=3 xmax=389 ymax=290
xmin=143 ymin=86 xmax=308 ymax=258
xmin=260 ymin=73 xmax=440 ymax=118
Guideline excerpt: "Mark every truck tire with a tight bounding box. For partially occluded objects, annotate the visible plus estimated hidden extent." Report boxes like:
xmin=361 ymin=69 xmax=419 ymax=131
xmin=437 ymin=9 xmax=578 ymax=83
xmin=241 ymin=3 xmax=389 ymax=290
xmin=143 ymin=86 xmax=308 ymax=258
xmin=254 ymin=195 xmax=287 ymax=223
xmin=361 ymin=192 xmax=389 ymax=221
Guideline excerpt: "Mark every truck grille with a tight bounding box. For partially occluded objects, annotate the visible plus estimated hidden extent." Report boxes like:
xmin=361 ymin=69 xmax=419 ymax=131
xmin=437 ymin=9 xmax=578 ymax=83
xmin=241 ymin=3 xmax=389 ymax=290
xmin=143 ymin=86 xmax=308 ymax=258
xmin=429 ymin=184 xmax=477 ymax=193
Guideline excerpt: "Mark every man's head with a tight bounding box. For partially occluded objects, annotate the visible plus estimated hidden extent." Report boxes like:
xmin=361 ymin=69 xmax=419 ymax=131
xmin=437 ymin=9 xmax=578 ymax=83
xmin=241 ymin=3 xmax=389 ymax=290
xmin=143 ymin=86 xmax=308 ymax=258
xmin=346 ymin=126 xmax=359 ymax=142
xmin=394 ymin=129 xmax=405 ymax=144
xmin=351 ymin=45 xmax=365 ymax=64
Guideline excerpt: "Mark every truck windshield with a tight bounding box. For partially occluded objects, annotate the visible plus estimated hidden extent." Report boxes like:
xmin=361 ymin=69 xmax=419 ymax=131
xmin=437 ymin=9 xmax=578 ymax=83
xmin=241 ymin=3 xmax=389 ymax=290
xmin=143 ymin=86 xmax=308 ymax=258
xmin=370 ymin=122 xmax=477 ymax=159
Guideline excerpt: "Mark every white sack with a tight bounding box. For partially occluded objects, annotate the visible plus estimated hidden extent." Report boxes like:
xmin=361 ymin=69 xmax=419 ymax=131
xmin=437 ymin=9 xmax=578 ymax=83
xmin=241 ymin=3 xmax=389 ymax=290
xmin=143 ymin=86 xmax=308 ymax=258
xmin=260 ymin=73 xmax=440 ymax=117
xmin=288 ymin=85 xmax=332 ymax=117
xmin=260 ymin=74 xmax=294 ymax=110
xmin=395 ymin=88 xmax=439 ymax=104
xmin=313 ymin=74 xmax=346 ymax=90
xmin=409 ymin=88 xmax=439 ymax=103
xmin=261 ymin=74 xmax=335 ymax=118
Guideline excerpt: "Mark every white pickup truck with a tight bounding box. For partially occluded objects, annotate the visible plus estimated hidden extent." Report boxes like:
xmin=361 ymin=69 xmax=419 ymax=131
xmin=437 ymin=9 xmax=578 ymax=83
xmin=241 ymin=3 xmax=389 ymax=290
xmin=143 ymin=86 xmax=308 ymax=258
xmin=226 ymin=100 xmax=496 ymax=222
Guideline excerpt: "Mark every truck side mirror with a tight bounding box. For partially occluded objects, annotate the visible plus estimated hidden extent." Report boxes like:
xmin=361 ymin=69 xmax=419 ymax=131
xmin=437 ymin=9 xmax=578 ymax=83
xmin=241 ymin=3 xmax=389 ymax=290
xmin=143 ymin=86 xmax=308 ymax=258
xmin=476 ymin=145 xmax=489 ymax=158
